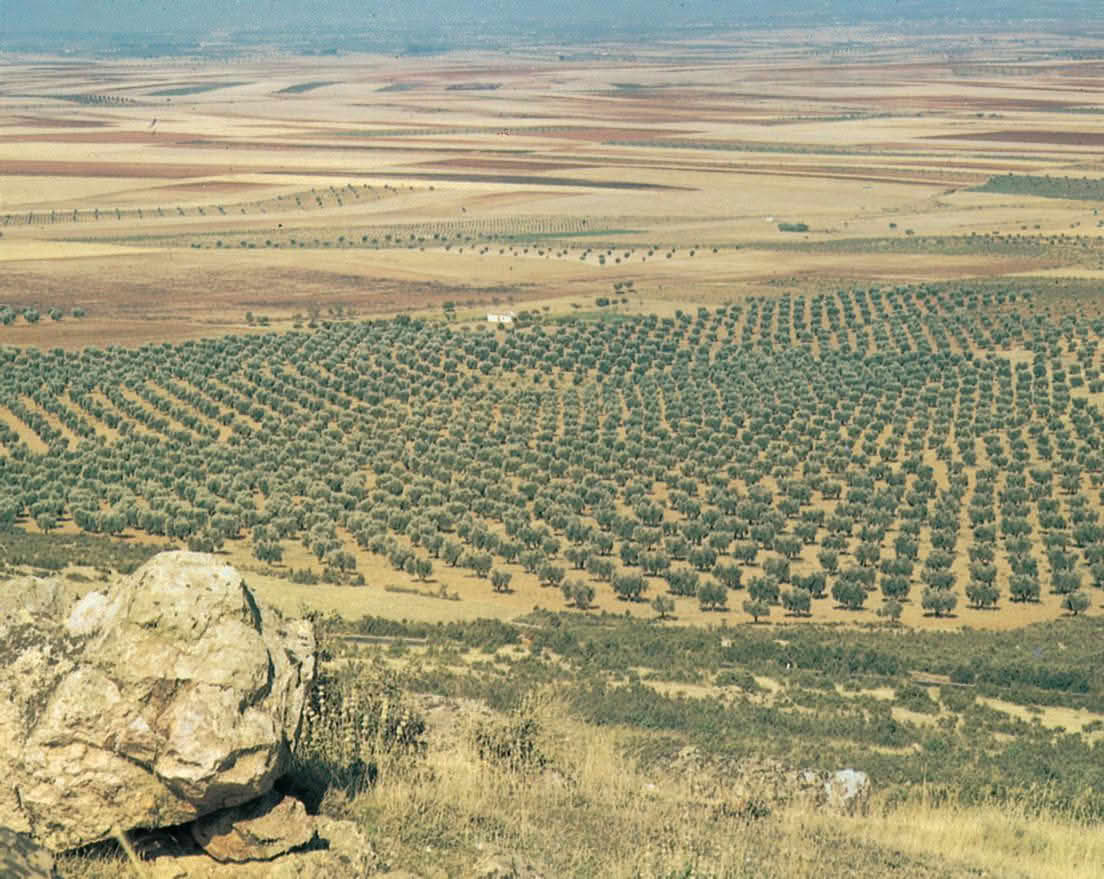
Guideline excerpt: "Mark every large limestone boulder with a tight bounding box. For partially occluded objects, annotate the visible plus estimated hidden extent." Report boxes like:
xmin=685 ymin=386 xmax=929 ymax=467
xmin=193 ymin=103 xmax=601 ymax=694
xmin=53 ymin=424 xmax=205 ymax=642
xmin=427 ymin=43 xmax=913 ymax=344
xmin=0 ymin=552 xmax=316 ymax=852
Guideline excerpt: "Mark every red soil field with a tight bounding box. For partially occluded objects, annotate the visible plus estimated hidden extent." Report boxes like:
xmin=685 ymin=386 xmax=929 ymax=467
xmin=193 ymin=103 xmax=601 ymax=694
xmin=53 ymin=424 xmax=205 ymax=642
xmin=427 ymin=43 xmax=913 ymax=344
xmin=0 ymin=131 xmax=204 ymax=145
xmin=3 ymin=116 xmax=110 ymax=128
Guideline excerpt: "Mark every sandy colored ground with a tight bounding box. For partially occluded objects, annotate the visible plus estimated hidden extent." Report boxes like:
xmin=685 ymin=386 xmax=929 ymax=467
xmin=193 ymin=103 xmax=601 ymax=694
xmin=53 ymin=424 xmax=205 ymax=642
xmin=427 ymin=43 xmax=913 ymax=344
xmin=217 ymin=516 xmax=1099 ymax=634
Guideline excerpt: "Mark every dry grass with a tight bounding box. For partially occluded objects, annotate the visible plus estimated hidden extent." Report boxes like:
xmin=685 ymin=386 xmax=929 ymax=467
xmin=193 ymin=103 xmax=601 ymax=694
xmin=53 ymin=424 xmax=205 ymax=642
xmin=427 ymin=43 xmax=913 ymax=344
xmin=831 ymin=794 xmax=1104 ymax=879
xmin=338 ymin=691 xmax=966 ymax=878
xmin=50 ymin=673 xmax=1104 ymax=879
xmin=306 ymin=685 xmax=1104 ymax=878
xmin=976 ymin=696 xmax=1104 ymax=741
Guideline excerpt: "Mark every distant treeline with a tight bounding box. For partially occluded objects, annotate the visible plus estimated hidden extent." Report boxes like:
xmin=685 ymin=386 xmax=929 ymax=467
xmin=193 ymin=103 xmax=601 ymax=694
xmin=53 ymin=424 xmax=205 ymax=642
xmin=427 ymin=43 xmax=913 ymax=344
xmin=973 ymin=174 xmax=1104 ymax=202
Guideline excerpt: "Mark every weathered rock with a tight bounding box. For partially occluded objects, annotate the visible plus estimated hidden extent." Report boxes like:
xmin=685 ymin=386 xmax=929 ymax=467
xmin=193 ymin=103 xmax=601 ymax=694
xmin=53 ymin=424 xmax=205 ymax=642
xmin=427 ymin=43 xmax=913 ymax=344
xmin=0 ymin=827 xmax=57 ymax=878
xmin=0 ymin=552 xmax=316 ymax=852
xmin=0 ymin=576 xmax=68 ymax=623
xmin=824 ymin=768 xmax=871 ymax=815
xmin=146 ymin=816 xmax=377 ymax=879
xmin=191 ymin=792 xmax=315 ymax=863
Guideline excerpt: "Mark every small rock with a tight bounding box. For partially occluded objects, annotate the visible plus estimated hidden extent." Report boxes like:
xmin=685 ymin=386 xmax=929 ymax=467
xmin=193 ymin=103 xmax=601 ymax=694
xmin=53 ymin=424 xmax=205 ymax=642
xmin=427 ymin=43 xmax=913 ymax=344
xmin=192 ymin=792 xmax=315 ymax=863
xmin=825 ymin=769 xmax=871 ymax=815
xmin=148 ymin=816 xmax=376 ymax=878
xmin=0 ymin=826 xmax=57 ymax=878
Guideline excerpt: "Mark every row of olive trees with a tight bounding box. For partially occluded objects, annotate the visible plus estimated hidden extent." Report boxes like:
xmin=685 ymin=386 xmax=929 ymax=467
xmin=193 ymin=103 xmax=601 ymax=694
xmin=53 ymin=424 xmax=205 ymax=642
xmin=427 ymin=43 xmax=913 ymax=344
xmin=0 ymin=306 xmax=86 ymax=325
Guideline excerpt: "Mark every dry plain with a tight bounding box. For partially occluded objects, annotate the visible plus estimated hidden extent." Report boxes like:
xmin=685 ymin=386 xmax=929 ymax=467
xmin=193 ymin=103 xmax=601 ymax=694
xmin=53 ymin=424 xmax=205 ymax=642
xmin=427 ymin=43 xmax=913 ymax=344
xmin=3 ymin=28 xmax=1104 ymax=344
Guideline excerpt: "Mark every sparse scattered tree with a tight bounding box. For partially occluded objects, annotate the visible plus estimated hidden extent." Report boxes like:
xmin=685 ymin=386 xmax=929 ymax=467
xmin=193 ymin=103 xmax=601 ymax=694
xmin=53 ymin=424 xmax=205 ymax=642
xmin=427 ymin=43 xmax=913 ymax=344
xmin=922 ymin=587 xmax=958 ymax=618
xmin=652 ymin=595 xmax=675 ymax=620
xmin=1062 ymin=591 xmax=1090 ymax=616
xmin=743 ymin=599 xmax=770 ymax=623
xmin=491 ymin=568 xmax=513 ymax=593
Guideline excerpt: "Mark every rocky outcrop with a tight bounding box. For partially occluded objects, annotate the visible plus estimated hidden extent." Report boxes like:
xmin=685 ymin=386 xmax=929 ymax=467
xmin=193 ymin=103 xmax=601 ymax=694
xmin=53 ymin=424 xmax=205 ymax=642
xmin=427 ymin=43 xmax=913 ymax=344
xmin=0 ymin=827 xmax=57 ymax=878
xmin=0 ymin=552 xmax=316 ymax=853
xmin=0 ymin=575 xmax=68 ymax=622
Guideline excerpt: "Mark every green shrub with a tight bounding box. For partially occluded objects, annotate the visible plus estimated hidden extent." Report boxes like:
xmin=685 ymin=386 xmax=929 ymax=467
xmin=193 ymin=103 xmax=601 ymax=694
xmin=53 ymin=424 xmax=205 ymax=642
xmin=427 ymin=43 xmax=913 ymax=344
xmin=290 ymin=661 xmax=425 ymax=809
xmin=472 ymin=693 xmax=548 ymax=772
xmin=894 ymin=682 xmax=938 ymax=714
xmin=939 ymin=685 xmax=975 ymax=713
xmin=715 ymin=669 xmax=761 ymax=692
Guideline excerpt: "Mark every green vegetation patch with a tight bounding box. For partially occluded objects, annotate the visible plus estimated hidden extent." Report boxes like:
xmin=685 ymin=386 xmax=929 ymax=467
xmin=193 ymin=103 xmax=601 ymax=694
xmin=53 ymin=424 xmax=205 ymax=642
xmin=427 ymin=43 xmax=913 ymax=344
xmin=333 ymin=611 xmax=1104 ymax=818
xmin=277 ymin=81 xmax=340 ymax=94
xmin=0 ymin=529 xmax=170 ymax=574
xmin=148 ymin=82 xmax=248 ymax=97
xmin=762 ymin=231 xmax=1104 ymax=263
xmin=972 ymin=173 xmax=1104 ymax=201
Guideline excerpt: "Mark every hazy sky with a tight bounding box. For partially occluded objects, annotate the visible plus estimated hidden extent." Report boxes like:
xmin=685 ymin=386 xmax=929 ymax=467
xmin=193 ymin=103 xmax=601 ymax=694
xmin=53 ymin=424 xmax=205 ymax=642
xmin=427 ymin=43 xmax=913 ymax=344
xmin=4 ymin=0 xmax=706 ymax=33
xmin=0 ymin=0 xmax=1095 ymax=35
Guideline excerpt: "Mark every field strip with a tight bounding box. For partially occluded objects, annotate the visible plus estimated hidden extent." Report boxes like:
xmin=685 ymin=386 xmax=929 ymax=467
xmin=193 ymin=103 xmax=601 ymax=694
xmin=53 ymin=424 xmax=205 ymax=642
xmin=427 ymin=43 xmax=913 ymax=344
xmin=1009 ymin=268 xmax=1104 ymax=279
xmin=0 ymin=240 xmax=171 ymax=262
xmin=1 ymin=180 xmax=411 ymax=227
